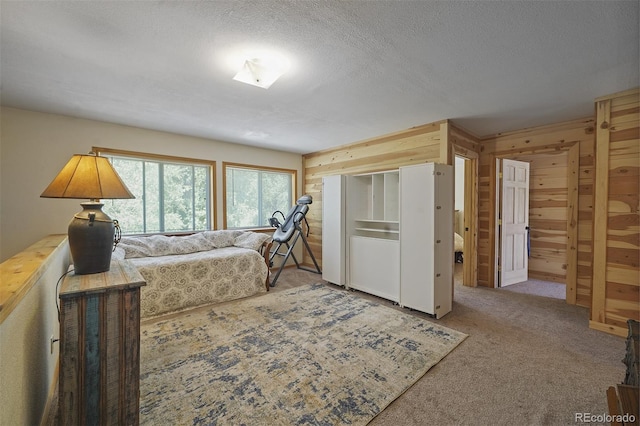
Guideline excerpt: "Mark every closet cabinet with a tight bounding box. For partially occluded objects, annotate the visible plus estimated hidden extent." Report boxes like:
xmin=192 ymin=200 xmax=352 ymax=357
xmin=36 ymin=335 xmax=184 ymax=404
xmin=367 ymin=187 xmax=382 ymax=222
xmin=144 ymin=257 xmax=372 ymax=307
xmin=322 ymin=174 xmax=346 ymax=286
xmin=346 ymin=170 xmax=400 ymax=302
xmin=399 ymin=163 xmax=453 ymax=318
xmin=322 ymin=163 xmax=453 ymax=318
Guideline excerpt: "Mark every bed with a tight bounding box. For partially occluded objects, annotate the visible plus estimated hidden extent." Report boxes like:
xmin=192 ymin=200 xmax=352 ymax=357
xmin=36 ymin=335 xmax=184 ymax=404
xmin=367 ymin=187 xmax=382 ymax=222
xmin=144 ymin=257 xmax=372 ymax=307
xmin=454 ymin=232 xmax=464 ymax=263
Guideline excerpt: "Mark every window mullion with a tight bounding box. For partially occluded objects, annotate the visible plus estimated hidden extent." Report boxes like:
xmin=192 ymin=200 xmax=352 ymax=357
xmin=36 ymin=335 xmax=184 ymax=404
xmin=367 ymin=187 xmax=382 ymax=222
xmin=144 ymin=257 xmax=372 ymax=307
xmin=207 ymin=167 xmax=212 ymax=230
xmin=142 ymin=161 xmax=147 ymax=233
xmin=191 ymin=166 xmax=196 ymax=230
xmin=257 ymin=171 xmax=263 ymax=228
xmin=159 ymin=164 xmax=165 ymax=233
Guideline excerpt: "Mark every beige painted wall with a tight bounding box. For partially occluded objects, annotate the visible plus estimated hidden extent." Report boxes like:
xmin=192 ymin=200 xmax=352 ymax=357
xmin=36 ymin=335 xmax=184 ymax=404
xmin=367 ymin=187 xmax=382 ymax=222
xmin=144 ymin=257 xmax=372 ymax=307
xmin=0 ymin=237 xmax=70 ymax=426
xmin=0 ymin=123 xmax=3 ymax=260
xmin=0 ymin=107 xmax=302 ymax=262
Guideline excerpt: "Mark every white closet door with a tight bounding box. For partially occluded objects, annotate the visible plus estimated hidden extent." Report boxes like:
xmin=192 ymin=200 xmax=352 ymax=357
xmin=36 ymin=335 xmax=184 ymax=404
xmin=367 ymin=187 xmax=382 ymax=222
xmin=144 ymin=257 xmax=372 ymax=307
xmin=432 ymin=165 xmax=454 ymax=317
xmin=399 ymin=163 xmax=453 ymax=318
xmin=399 ymin=164 xmax=435 ymax=313
xmin=322 ymin=175 xmax=346 ymax=285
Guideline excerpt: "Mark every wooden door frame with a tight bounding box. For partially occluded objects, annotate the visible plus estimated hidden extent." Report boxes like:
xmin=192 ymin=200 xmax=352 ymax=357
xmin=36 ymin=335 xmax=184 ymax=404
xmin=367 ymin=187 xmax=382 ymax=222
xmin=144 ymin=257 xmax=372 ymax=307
xmin=453 ymin=145 xmax=479 ymax=287
xmin=488 ymin=143 xmax=579 ymax=303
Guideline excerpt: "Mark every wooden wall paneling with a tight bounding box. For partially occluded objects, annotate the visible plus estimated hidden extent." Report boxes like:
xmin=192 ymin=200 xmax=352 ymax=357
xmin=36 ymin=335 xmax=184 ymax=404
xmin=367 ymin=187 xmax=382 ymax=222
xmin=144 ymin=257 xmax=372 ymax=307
xmin=566 ymin=144 xmax=580 ymax=304
xmin=477 ymin=159 xmax=493 ymax=285
xmin=439 ymin=121 xmax=452 ymax=165
xmin=303 ymin=121 xmax=444 ymax=170
xmin=302 ymin=121 xmax=447 ymax=269
xmin=450 ymin=125 xmax=482 ymax=155
xmin=440 ymin=121 xmax=453 ymax=300
xmin=518 ymin=151 xmax=569 ymax=284
xmin=605 ymin=92 xmax=639 ymax=331
xmin=450 ymin=124 xmax=482 ymax=287
xmin=477 ymin=118 xmax=594 ymax=304
xmin=302 ymin=88 xmax=636 ymax=333
xmin=590 ymin=88 xmax=640 ymax=337
xmin=463 ymin=156 xmax=478 ymax=287
xmin=477 ymin=148 xmax=499 ymax=288
xmin=576 ymin=135 xmax=596 ymax=308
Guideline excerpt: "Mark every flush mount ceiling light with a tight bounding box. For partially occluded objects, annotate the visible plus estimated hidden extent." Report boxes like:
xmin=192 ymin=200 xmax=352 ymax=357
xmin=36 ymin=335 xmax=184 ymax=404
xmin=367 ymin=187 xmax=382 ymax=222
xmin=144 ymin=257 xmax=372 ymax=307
xmin=233 ymin=57 xmax=288 ymax=89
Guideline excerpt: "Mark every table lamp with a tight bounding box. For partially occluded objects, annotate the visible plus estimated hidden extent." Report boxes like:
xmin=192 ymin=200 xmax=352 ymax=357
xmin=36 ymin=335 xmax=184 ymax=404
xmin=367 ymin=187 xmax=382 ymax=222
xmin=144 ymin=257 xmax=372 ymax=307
xmin=41 ymin=152 xmax=134 ymax=274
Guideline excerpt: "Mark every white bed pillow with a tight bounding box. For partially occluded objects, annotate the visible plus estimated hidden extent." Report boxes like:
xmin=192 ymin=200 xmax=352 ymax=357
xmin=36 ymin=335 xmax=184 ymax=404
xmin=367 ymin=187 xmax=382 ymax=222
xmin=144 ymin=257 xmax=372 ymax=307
xmin=234 ymin=231 xmax=272 ymax=251
xmin=118 ymin=233 xmax=215 ymax=258
xmin=202 ymin=230 xmax=242 ymax=248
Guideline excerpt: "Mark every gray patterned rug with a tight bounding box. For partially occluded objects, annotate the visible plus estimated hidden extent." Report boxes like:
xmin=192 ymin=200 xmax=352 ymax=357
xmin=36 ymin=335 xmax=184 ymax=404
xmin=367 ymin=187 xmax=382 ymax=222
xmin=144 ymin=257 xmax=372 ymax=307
xmin=139 ymin=283 xmax=467 ymax=425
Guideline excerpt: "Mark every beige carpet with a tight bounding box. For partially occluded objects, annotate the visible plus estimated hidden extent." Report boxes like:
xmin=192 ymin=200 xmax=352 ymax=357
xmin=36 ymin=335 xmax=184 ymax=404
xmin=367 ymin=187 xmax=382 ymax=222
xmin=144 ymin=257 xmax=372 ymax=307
xmin=270 ymin=266 xmax=627 ymax=425
xmin=46 ymin=265 xmax=626 ymax=426
xmin=500 ymin=278 xmax=566 ymax=299
xmin=139 ymin=283 xmax=466 ymax=425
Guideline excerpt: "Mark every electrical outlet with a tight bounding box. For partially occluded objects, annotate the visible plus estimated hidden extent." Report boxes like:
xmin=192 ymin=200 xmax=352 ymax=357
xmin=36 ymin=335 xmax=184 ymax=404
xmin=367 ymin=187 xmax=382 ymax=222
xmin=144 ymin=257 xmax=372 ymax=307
xmin=50 ymin=335 xmax=59 ymax=354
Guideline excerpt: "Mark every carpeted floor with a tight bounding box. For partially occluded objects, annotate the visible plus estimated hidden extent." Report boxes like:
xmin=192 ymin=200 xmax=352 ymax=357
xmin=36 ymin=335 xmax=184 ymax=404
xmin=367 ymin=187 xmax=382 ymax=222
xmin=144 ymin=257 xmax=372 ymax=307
xmin=138 ymin=283 xmax=466 ymax=425
xmin=46 ymin=264 xmax=627 ymax=425
xmin=270 ymin=265 xmax=626 ymax=425
xmin=500 ymin=278 xmax=566 ymax=299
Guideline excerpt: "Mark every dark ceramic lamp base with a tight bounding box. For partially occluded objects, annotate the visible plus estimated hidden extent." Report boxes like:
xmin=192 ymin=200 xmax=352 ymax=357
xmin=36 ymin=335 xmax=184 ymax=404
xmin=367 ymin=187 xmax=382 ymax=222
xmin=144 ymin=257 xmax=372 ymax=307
xmin=68 ymin=202 xmax=115 ymax=275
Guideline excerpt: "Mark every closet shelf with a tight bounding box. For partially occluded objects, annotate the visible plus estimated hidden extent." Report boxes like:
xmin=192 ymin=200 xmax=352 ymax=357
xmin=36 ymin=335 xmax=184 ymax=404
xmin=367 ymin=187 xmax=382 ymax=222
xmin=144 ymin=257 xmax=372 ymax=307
xmin=355 ymin=227 xmax=400 ymax=234
xmin=354 ymin=219 xmax=399 ymax=224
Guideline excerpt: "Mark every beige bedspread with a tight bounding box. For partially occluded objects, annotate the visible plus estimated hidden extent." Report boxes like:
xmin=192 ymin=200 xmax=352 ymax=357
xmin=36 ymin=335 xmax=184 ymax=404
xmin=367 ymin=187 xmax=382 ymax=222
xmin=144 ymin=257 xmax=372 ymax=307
xmin=115 ymin=231 xmax=270 ymax=318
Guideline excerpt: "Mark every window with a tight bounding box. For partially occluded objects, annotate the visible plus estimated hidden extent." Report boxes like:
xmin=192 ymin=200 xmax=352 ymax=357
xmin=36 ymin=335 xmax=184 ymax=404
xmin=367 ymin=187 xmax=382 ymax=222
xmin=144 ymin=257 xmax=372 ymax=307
xmin=224 ymin=163 xmax=296 ymax=229
xmin=96 ymin=148 xmax=214 ymax=235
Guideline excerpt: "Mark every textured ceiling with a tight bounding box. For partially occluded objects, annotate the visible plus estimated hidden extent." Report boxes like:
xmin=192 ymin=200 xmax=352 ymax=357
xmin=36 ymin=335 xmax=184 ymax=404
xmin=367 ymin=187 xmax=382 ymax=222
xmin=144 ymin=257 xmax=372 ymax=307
xmin=1 ymin=1 xmax=638 ymax=154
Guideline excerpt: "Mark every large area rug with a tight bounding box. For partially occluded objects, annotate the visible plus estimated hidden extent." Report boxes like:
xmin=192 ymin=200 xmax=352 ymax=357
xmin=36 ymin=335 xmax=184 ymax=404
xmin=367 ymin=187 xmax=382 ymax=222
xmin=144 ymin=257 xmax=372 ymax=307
xmin=139 ymin=283 xmax=467 ymax=425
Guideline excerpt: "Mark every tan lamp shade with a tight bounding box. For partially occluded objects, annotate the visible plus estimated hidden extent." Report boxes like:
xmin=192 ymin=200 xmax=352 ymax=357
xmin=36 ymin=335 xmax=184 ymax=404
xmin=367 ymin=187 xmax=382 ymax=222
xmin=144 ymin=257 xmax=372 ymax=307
xmin=41 ymin=153 xmax=134 ymax=200
xmin=40 ymin=153 xmax=133 ymax=274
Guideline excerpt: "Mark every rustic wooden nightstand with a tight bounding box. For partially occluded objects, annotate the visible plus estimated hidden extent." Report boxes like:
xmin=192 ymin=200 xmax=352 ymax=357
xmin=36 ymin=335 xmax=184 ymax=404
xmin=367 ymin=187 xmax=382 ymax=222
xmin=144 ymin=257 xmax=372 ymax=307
xmin=58 ymin=260 xmax=146 ymax=425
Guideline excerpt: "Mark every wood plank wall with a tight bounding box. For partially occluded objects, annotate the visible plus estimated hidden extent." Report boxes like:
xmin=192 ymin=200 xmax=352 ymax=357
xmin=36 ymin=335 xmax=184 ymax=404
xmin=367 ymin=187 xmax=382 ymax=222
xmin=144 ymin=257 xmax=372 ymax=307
xmin=301 ymin=87 xmax=637 ymax=337
xmin=590 ymin=88 xmax=640 ymax=337
xmin=450 ymin=125 xmax=481 ymax=158
xmin=478 ymin=118 xmax=596 ymax=307
xmin=450 ymin=126 xmax=482 ymax=286
xmin=302 ymin=120 xmax=448 ymax=269
xmin=510 ymin=151 xmax=568 ymax=283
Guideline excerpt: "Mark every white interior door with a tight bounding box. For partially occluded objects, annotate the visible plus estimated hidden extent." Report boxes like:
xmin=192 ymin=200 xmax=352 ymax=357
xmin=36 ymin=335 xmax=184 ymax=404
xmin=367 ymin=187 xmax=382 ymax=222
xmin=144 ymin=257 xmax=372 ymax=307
xmin=500 ymin=159 xmax=530 ymax=287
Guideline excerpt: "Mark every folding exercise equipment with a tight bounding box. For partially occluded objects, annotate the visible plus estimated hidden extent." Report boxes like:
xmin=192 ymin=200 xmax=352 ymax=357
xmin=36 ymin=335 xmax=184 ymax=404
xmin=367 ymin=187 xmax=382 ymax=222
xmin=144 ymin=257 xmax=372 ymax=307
xmin=268 ymin=194 xmax=321 ymax=286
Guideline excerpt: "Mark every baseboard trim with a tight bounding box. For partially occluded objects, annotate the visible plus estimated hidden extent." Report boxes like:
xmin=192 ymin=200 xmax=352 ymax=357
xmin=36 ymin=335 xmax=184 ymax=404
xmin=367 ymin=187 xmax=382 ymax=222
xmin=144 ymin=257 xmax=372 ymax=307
xmin=589 ymin=320 xmax=627 ymax=338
